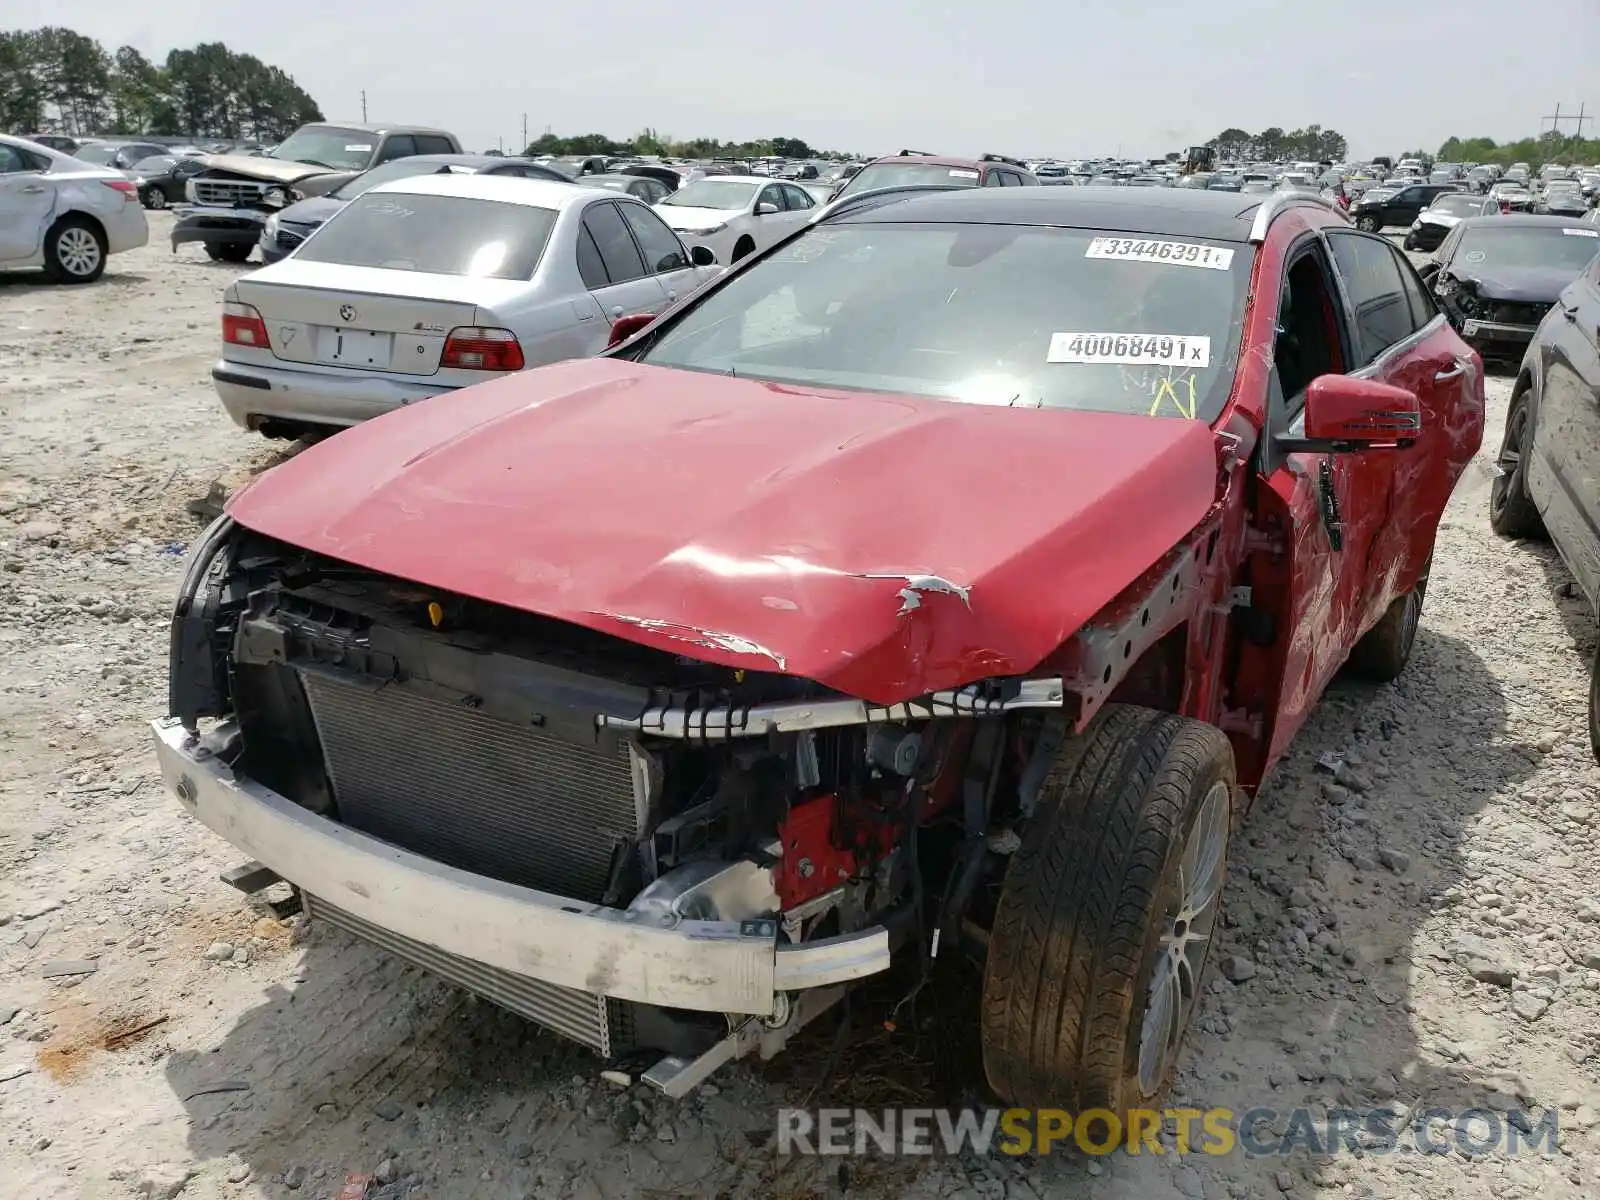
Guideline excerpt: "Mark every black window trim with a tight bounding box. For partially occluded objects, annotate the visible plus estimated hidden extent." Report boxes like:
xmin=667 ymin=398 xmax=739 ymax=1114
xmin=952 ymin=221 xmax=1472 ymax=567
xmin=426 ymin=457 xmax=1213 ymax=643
xmin=1322 ymin=228 xmax=1444 ymax=373
xmin=1259 ymin=232 xmax=1355 ymax=476
xmin=580 ymin=199 xmax=648 ymax=286
xmin=615 ymin=197 xmax=691 ymax=275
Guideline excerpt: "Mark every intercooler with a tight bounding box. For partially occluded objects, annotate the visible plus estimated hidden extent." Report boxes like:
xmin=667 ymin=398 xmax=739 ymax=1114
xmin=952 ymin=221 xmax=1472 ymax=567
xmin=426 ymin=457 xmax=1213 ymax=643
xmin=299 ymin=671 xmax=643 ymax=902
xmin=303 ymin=893 xmax=618 ymax=1055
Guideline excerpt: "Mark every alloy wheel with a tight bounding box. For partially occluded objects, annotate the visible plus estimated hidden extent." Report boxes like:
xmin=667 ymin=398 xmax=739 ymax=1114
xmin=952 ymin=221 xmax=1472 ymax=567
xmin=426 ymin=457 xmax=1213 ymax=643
xmin=1137 ymin=779 xmax=1229 ymax=1096
xmin=56 ymin=227 xmax=102 ymax=277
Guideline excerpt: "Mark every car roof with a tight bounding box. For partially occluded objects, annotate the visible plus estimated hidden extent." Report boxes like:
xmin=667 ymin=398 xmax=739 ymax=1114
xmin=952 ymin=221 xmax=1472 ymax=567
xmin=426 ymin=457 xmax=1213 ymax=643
xmin=834 ymin=186 xmax=1273 ymax=242
xmin=1455 ymin=214 xmax=1598 ymax=231
xmin=298 ymin=121 xmax=454 ymax=136
xmin=364 ymin=171 xmax=598 ymax=209
xmin=375 ymin=153 xmax=537 ymax=170
xmin=863 ymin=154 xmax=992 ymax=170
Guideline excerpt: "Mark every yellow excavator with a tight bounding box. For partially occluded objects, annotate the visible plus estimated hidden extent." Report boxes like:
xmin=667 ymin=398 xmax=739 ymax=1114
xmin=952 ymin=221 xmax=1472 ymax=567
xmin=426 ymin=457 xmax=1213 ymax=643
xmin=1180 ymin=145 xmax=1216 ymax=176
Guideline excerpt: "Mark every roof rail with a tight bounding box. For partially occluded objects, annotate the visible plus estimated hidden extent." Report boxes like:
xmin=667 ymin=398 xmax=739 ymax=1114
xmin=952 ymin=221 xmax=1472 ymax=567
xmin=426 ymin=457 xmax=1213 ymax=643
xmin=979 ymin=152 xmax=1027 ymax=168
xmin=897 ymin=148 xmax=935 ymax=157
xmin=1247 ymin=190 xmax=1350 ymax=242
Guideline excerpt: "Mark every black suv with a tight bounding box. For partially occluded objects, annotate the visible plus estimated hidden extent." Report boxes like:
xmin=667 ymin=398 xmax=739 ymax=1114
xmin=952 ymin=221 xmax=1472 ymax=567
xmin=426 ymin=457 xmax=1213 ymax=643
xmin=1350 ymin=183 xmax=1458 ymax=232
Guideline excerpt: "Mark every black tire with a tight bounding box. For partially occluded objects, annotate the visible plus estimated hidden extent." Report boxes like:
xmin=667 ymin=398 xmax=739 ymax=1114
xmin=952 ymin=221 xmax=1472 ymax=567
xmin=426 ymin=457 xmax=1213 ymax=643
xmin=1489 ymin=387 xmax=1545 ymax=538
xmin=143 ymin=187 xmax=167 ymax=210
xmin=206 ymin=242 xmax=253 ymax=264
xmin=1348 ymin=555 xmax=1429 ymax=681
xmin=43 ymin=215 xmax=107 ymax=284
xmin=1356 ymin=214 xmax=1382 ymax=232
xmin=981 ymin=704 xmax=1235 ymax=1113
xmin=730 ymin=237 xmax=755 ymax=262
xmin=1589 ymin=640 xmax=1600 ymax=765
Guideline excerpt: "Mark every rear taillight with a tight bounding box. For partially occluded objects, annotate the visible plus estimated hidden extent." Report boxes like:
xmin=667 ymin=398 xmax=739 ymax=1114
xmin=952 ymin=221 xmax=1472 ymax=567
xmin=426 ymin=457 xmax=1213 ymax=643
xmin=102 ymin=179 xmax=138 ymax=199
xmin=1499 ymin=201 xmax=1510 ymax=213
xmin=221 ymin=301 xmax=269 ymax=348
xmin=440 ymin=327 xmax=525 ymax=371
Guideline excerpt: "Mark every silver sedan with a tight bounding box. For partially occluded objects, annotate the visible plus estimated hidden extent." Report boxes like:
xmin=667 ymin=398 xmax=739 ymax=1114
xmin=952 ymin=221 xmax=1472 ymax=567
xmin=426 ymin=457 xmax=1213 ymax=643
xmin=211 ymin=173 xmax=719 ymax=438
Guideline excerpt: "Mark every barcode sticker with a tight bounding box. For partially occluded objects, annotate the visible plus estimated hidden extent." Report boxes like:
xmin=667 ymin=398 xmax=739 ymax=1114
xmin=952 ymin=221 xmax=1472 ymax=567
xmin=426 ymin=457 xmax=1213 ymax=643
xmin=1047 ymin=332 xmax=1211 ymax=368
xmin=1085 ymin=237 xmax=1235 ymax=270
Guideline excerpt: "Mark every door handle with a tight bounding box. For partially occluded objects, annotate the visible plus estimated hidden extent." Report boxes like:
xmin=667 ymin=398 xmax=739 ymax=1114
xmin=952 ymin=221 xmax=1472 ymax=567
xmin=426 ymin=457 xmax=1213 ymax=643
xmin=19 ymin=184 xmax=46 ymax=194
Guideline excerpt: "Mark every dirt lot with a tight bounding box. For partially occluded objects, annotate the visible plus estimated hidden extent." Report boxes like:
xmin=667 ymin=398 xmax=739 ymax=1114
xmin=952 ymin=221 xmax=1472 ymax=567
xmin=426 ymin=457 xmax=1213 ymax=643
xmin=1 ymin=214 xmax=1598 ymax=1200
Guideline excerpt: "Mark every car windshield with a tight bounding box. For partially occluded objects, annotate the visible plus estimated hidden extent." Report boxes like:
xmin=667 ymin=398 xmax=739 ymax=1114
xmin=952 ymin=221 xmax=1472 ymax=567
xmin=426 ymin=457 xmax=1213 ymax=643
xmin=130 ymin=156 xmax=177 ymax=174
xmin=1455 ymin=226 xmax=1600 ymax=272
xmin=331 ymin=159 xmax=473 ymax=200
xmin=74 ymin=144 xmax=122 ymax=165
xmin=293 ymin=192 xmax=557 ymax=279
xmin=660 ymin=179 xmax=761 ymax=209
xmin=839 ymin=163 xmax=983 ymax=195
xmin=631 ymin=223 xmax=1252 ymax=422
xmin=272 ymin=126 xmax=379 ymax=171
xmin=1430 ymin=195 xmax=1490 ymax=217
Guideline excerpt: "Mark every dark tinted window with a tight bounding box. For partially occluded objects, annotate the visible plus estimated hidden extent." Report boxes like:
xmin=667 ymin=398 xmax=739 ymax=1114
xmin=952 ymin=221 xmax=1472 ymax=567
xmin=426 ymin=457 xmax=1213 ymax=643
xmin=983 ymin=169 xmax=1006 ymax=187
xmin=293 ymin=193 xmax=557 ymax=279
xmin=576 ymin=225 xmax=608 ymax=290
xmin=376 ymin=135 xmax=417 ymax=163
xmin=840 ymin=162 xmax=982 ymax=195
xmin=582 ymin=201 xmax=646 ymax=283
xmin=781 ymin=183 xmax=814 ymax=210
xmin=1326 ymin=232 xmax=1418 ymax=365
xmin=619 ymin=202 xmax=688 ymax=273
xmin=1393 ymin=246 xmax=1437 ymax=327
xmin=1395 ymin=187 xmax=1423 ymax=204
xmin=413 ymin=135 xmax=455 ymax=155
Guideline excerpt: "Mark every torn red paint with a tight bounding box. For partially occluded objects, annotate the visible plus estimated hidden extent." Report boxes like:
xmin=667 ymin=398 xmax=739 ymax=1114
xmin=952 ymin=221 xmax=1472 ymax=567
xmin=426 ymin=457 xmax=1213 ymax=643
xmin=226 ymin=359 xmax=1221 ymax=705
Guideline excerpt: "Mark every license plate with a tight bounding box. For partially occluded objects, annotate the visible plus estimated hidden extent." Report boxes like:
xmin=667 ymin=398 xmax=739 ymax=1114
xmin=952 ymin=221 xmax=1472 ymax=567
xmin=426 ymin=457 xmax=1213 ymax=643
xmin=318 ymin=327 xmax=392 ymax=368
xmin=1462 ymin=320 xmax=1480 ymax=336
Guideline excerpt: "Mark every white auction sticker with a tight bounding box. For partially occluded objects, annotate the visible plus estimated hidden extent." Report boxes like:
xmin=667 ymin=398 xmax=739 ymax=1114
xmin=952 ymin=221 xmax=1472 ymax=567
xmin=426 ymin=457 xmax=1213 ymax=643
xmin=1562 ymin=227 xmax=1599 ymax=237
xmin=1085 ymin=236 xmax=1235 ymax=270
xmin=949 ymin=168 xmax=979 ymax=179
xmin=1048 ymin=332 xmax=1212 ymax=368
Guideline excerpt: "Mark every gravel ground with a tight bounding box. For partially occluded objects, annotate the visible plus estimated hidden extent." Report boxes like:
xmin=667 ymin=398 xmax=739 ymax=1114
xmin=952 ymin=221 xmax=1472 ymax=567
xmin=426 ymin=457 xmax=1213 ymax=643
xmin=1 ymin=216 xmax=1597 ymax=1200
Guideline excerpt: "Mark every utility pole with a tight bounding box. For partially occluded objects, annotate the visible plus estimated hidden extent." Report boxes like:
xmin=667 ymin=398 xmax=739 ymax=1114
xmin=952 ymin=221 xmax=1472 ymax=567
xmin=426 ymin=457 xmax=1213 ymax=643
xmin=1572 ymin=103 xmax=1592 ymax=138
xmin=521 ymin=113 xmax=528 ymax=154
xmin=1542 ymin=103 xmax=1563 ymax=135
xmin=361 ymin=90 xmax=368 ymax=122
xmin=1542 ymin=102 xmax=1592 ymax=136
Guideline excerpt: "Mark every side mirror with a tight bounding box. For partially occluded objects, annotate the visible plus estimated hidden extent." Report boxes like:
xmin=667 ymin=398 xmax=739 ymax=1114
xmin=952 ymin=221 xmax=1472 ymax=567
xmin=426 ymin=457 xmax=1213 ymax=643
xmin=690 ymin=244 xmax=717 ymax=267
xmin=608 ymin=312 xmax=656 ymax=348
xmin=1277 ymin=375 xmax=1421 ymax=453
xmin=755 ymin=202 xmax=779 ymax=215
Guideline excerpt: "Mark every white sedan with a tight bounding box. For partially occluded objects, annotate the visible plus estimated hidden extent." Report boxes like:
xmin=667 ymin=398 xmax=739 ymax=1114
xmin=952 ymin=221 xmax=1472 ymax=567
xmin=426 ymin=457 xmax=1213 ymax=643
xmin=655 ymin=178 xmax=816 ymax=264
xmin=211 ymin=173 xmax=718 ymax=439
xmin=0 ymin=134 xmax=149 ymax=283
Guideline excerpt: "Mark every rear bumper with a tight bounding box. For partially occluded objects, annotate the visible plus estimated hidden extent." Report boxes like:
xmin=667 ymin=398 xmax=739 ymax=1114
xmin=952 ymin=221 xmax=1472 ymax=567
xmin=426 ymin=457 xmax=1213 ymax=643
xmin=172 ymin=208 xmax=266 ymax=249
xmin=151 ymin=717 xmax=890 ymax=1015
xmin=211 ymin=357 xmax=453 ymax=429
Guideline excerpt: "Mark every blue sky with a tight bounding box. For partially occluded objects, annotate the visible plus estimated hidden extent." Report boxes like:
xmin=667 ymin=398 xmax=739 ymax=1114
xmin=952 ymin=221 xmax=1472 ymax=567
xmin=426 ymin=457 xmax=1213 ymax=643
xmin=21 ymin=0 xmax=1600 ymax=158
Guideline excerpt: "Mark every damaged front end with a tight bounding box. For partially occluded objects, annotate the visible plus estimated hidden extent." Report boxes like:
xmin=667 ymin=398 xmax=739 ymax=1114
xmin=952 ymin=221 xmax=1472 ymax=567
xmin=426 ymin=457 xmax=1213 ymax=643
xmin=171 ymin=154 xmax=349 ymax=255
xmin=161 ymin=520 xmax=1107 ymax=1093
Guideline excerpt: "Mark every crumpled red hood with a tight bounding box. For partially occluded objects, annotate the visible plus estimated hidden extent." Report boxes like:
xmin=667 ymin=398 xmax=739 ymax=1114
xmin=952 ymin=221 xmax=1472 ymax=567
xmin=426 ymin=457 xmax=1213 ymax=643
xmin=227 ymin=360 xmax=1220 ymax=704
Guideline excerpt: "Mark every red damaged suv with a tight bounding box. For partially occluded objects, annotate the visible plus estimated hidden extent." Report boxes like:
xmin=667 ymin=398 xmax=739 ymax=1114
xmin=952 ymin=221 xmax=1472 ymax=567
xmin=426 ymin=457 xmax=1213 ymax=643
xmin=157 ymin=186 xmax=1482 ymax=1109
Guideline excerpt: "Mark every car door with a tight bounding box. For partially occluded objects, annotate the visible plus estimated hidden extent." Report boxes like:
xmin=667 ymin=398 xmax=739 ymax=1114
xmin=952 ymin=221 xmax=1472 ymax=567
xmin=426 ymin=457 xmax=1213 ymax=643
xmin=1254 ymin=234 xmax=1369 ymax=759
xmin=1324 ymin=228 xmax=1478 ymax=636
xmin=577 ymin=199 xmax=668 ymax=321
xmin=1386 ymin=186 xmax=1423 ymax=226
xmin=780 ymin=183 xmax=816 ymax=219
xmin=1533 ymin=254 xmax=1600 ymax=605
xmin=0 ymin=142 xmax=54 ymax=262
xmin=615 ymin=199 xmax=703 ymax=303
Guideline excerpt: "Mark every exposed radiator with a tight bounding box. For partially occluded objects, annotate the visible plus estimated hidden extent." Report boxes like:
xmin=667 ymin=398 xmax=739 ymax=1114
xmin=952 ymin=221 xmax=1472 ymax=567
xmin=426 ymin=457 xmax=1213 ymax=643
xmin=304 ymin=893 xmax=615 ymax=1055
xmin=300 ymin=672 xmax=642 ymax=902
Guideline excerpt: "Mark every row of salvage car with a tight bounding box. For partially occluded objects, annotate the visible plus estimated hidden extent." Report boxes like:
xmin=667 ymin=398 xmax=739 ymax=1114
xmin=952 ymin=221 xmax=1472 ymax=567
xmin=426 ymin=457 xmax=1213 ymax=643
xmin=156 ymin=171 xmax=1600 ymax=1112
